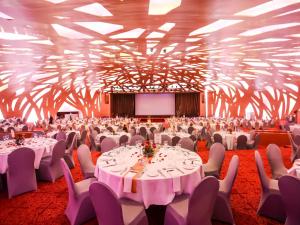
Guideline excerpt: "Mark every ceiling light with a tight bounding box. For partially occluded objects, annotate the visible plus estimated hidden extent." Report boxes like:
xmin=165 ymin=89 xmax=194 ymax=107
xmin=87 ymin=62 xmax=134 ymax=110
xmin=110 ymin=28 xmax=145 ymax=39
xmin=74 ymin=3 xmax=113 ymax=17
xmin=148 ymin=0 xmax=181 ymax=15
xmin=239 ymin=23 xmax=300 ymax=36
xmin=51 ymin=24 xmax=93 ymax=39
xmin=75 ymin=22 xmax=123 ymax=35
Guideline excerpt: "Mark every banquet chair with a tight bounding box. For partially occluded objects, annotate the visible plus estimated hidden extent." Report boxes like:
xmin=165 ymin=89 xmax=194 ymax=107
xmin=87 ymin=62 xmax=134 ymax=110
xmin=178 ymin=137 xmax=194 ymax=151
xmin=94 ymin=127 xmax=101 ymax=134
xmin=22 ymin=125 xmax=29 ymax=131
xmin=203 ymin=143 xmax=225 ymax=178
xmin=7 ymin=147 xmax=37 ymax=198
xmin=236 ymin=135 xmax=247 ymax=149
xmin=77 ymin=144 xmax=95 ymax=179
xmin=205 ymin=133 xmax=213 ymax=149
xmin=292 ymin=128 xmax=300 ymax=137
xmin=64 ymin=135 xmax=77 ymax=169
xmin=99 ymin=135 xmax=106 ymax=144
xmin=66 ymin=132 xmax=76 ymax=149
xmin=247 ymin=133 xmax=260 ymax=149
xmin=7 ymin=126 xmax=15 ymax=133
xmin=79 ymin=130 xmax=87 ymax=145
xmin=213 ymin=155 xmax=239 ymax=224
xmin=89 ymin=182 xmax=148 ymax=225
xmin=38 ymin=140 xmax=66 ymax=182
xmin=288 ymin=133 xmax=300 ymax=162
xmin=187 ymin=126 xmax=194 ymax=134
xmin=119 ymin=134 xmax=129 ymax=146
xmin=172 ymin=136 xmax=181 ymax=146
xmin=161 ymin=134 xmax=172 ymax=145
xmin=279 ymin=175 xmax=300 ymax=225
xmin=100 ymin=137 xmax=118 ymax=153
xmin=164 ymin=176 xmax=219 ymax=225
xmin=139 ymin=127 xmax=147 ymax=139
xmin=56 ymin=131 xmax=67 ymax=141
xmin=90 ymin=133 xmax=100 ymax=151
xmin=150 ymin=127 xmax=156 ymax=133
xmin=107 ymin=126 xmax=114 ymax=133
xmin=148 ymin=132 xmax=154 ymax=141
xmin=254 ymin=151 xmax=286 ymax=222
xmin=177 ymin=126 xmax=182 ymax=132
xmin=266 ymin=144 xmax=288 ymax=180
xmin=189 ymin=135 xmax=196 ymax=142
xmin=129 ymin=135 xmax=145 ymax=146
xmin=61 ymin=159 xmax=96 ymax=225
xmin=213 ymin=133 xmax=223 ymax=144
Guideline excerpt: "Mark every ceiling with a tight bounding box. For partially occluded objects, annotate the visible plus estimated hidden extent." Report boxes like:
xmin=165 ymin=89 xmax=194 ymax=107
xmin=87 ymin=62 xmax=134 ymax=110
xmin=0 ymin=0 xmax=300 ymax=94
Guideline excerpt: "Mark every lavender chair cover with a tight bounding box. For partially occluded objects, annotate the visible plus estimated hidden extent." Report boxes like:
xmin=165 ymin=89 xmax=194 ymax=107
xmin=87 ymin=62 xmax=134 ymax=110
xmin=187 ymin=126 xmax=194 ymax=134
xmin=64 ymin=135 xmax=77 ymax=169
xmin=77 ymin=144 xmax=95 ymax=179
xmin=164 ymin=176 xmax=219 ymax=225
xmin=172 ymin=136 xmax=181 ymax=146
xmin=89 ymin=182 xmax=148 ymax=225
xmin=161 ymin=134 xmax=172 ymax=145
xmin=129 ymin=135 xmax=145 ymax=146
xmin=56 ymin=131 xmax=66 ymax=141
xmin=61 ymin=159 xmax=96 ymax=225
xmin=248 ymin=133 xmax=260 ymax=149
xmin=38 ymin=140 xmax=66 ymax=182
xmin=203 ymin=143 xmax=225 ymax=178
xmin=178 ymin=137 xmax=194 ymax=151
xmin=236 ymin=135 xmax=247 ymax=149
xmin=213 ymin=133 xmax=223 ymax=144
xmin=213 ymin=155 xmax=239 ymax=224
xmin=279 ymin=175 xmax=300 ymax=225
xmin=254 ymin=151 xmax=286 ymax=222
xmin=288 ymin=133 xmax=300 ymax=162
xmin=7 ymin=147 xmax=37 ymax=198
xmin=100 ymin=137 xmax=118 ymax=153
xmin=119 ymin=135 xmax=129 ymax=146
xmin=139 ymin=127 xmax=147 ymax=139
xmin=66 ymin=132 xmax=76 ymax=149
xmin=266 ymin=144 xmax=288 ymax=180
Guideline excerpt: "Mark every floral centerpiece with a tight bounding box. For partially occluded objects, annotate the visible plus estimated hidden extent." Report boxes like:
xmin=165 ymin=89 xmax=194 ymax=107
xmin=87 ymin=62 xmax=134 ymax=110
xmin=142 ymin=141 xmax=156 ymax=158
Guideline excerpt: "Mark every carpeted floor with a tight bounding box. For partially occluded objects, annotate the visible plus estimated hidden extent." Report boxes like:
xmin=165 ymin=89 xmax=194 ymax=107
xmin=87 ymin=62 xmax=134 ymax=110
xmin=0 ymin=142 xmax=292 ymax=225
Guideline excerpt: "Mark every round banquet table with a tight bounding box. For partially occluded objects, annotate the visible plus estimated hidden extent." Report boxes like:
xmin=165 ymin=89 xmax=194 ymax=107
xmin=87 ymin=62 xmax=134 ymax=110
xmin=0 ymin=137 xmax=57 ymax=174
xmin=96 ymin=132 xmax=130 ymax=144
xmin=287 ymin=159 xmax=300 ymax=178
xmin=213 ymin=131 xmax=250 ymax=150
xmin=94 ymin=145 xmax=204 ymax=208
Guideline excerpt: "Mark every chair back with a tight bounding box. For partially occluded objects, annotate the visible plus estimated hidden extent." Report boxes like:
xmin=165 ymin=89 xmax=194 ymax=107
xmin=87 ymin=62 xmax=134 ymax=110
xmin=94 ymin=127 xmax=101 ymax=134
xmin=60 ymin=159 xmax=76 ymax=199
xmin=100 ymin=137 xmax=117 ymax=153
xmin=292 ymin=128 xmax=300 ymax=137
xmin=80 ymin=130 xmax=87 ymax=143
xmin=236 ymin=135 xmax=247 ymax=149
xmin=129 ymin=135 xmax=145 ymax=146
xmin=189 ymin=135 xmax=196 ymax=142
xmin=22 ymin=125 xmax=28 ymax=131
xmin=99 ymin=135 xmax=106 ymax=143
xmin=77 ymin=144 xmax=95 ymax=177
xmin=254 ymin=151 xmax=270 ymax=192
xmin=178 ymin=137 xmax=194 ymax=151
xmin=172 ymin=136 xmax=181 ymax=146
xmin=266 ymin=144 xmax=287 ymax=179
xmin=89 ymin=182 xmax=124 ymax=225
xmin=278 ymin=175 xmax=300 ymax=225
xmin=139 ymin=127 xmax=147 ymax=138
xmin=187 ymin=176 xmax=219 ymax=225
xmin=253 ymin=133 xmax=260 ymax=149
xmin=150 ymin=127 xmax=156 ymax=133
xmin=161 ymin=134 xmax=171 ymax=145
xmin=208 ymin=142 xmax=225 ymax=167
xmin=222 ymin=155 xmax=239 ymax=196
xmin=66 ymin=132 xmax=76 ymax=148
xmin=51 ymin=140 xmax=66 ymax=165
xmin=293 ymin=135 xmax=300 ymax=145
xmin=7 ymin=127 xmax=15 ymax=133
xmin=56 ymin=131 xmax=66 ymax=141
xmin=66 ymin=135 xmax=77 ymax=153
xmin=119 ymin=135 xmax=129 ymax=146
xmin=107 ymin=126 xmax=114 ymax=133
xmin=188 ymin=126 xmax=194 ymax=134
xmin=213 ymin=133 xmax=223 ymax=144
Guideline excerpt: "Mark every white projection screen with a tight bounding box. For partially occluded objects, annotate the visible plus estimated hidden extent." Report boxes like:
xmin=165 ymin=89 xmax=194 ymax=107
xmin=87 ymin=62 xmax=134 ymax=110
xmin=135 ymin=94 xmax=175 ymax=116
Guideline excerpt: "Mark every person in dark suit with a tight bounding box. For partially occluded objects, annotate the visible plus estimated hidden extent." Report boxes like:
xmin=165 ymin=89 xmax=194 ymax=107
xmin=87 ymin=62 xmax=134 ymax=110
xmin=49 ymin=115 xmax=53 ymax=125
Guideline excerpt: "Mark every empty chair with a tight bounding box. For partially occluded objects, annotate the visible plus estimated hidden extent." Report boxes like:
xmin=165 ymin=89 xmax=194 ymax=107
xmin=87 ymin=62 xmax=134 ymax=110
xmin=161 ymin=134 xmax=172 ymax=145
xmin=292 ymin=128 xmax=300 ymax=137
xmin=22 ymin=125 xmax=28 ymax=131
xmin=139 ymin=127 xmax=147 ymax=139
xmin=187 ymin=126 xmax=194 ymax=134
xmin=100 ymin=137 xmax=118 ymax=153
xmin=254 ymin=151 xmax=286 ymax=222
xmin=178 ymin=137 xmax=194 ymax=151
xmin=106 ymin=126 xmax=114 ymax=133
xmin=77 ymin=144 xmax=95 ymax=179
xmin=38 ymin=140 xmax=66 ymax=182
xmin=205 ymin=133 xmax=213 ymax=149
xmin=203 ymin=143 xmax=225 ymax=178
xmin=213 ymin=133 xmax=223 ymax=144
xmin=7 ymin=127 xmax=15 ymax=133
xmin=164 ymin=176 xmax=219 ymax=225
xmin=189 ymin=135 xmax=196 ymax=142
xmin=266 ymin=144 xmax=288 ymax=180
xmin=79 ymin=130 xmax=87 ymax=145
xmin=89 ymin=182 xmax=148 ymax=225
xmin=279 ymin=175 xmax=300 ymax=225
xmin=94 ymin=127 xmax=101 ymax=134
xmin=56 ymin=131 xmax=66 ymax=141
xmin=7 ymin=148 xmax=37 ymax=198
xmin=119 ymin=134 xmax=129 ymax=146
xmin=213 ymin=155 xmax=239 ymax=224
xmin=61 ymin=159 xmax=96 ymax=225
xmin=236 ymin=135 xmax=247 ymax=149
xmin=99 ymin=135 xmax=106 ymax=144
xmin=248 ymin=133 xmax=260 ymax=149
xmin=288 ymin=133 xmax=300 ymax=162
xmin=90 ymin=134 xmax=100 ymax=151
xmin=129 ymin=135 xmax=145 ymax=146
xmin=172 ymin=136 xmax=181 ymax=146
xmin=150 ymin=127 xmax=156 ymax=133
xmin=66 ymin=132 xmax=76 ymax=149
xmin=0 ymin=127 xmax=4 ymax=132
xmin=64 ymin=135 xmax=77 ymax=169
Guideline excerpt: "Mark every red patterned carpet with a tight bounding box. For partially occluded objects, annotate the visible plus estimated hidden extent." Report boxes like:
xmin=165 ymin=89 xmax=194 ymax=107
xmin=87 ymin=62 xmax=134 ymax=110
xmin=0 ymin=142 xmax=292 ymax=225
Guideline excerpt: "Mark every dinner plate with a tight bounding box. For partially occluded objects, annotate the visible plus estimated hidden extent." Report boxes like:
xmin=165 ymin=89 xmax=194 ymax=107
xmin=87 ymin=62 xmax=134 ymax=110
xmin=182 ymin=164 xmax=195 ymax=170
xmin=146 ymin=170 xmax=159 ymax=177
xmin=110 ymin=165 xmax=124 ymax=172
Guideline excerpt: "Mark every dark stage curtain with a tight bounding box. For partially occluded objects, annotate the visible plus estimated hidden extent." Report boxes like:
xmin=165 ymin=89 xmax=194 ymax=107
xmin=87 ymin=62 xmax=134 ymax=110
xmin=175 ymin=93 xmax=199 ymax=117
xmin=111 ymin=94 xmax=135 ymax=117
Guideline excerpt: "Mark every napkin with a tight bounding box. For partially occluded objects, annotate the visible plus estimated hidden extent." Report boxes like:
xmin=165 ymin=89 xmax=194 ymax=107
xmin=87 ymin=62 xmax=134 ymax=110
xmin=123 ymin=171 xmax=137 ymax=193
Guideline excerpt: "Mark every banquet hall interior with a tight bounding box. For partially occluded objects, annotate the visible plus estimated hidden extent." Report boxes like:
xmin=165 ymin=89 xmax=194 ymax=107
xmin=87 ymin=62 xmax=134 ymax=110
xmin=1 ymin=0 xmax=300 ymax=225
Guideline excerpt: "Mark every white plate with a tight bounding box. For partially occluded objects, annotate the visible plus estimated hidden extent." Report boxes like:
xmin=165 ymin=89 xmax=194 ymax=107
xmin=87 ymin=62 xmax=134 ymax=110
xmin=110 ymin=165 xmax=124 ymax=172
xmin=146 ymin=170 xmax=159 ymax=177
xmin=183 ymin=164 xmax=194 ymax=170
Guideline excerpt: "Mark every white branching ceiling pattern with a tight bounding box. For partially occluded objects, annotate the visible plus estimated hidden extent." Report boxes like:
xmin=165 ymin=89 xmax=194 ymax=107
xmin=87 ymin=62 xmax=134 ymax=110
xmin=0 ymin=0 xmax=300 ymax=119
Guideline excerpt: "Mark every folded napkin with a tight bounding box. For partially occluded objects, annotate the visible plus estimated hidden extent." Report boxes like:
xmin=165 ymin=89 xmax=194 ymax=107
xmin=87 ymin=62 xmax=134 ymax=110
xmin=123 ymin=171 xmax=137 ymax=193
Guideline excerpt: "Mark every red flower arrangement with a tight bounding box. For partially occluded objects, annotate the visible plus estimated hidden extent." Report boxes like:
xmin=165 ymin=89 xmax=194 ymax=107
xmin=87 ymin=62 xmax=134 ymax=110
xmin=142 ymin=140 xmax=156 ymax=157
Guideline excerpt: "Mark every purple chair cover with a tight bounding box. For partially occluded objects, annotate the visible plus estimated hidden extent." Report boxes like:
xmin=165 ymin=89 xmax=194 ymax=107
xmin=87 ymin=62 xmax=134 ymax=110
xmin=178 ymin=137 xmax=194 ymax=151
xmin=213 ymin=133 xmax=223 ymax=144
xmin=38 ymin=140 xmax=66 ymax=182
xmin=119 ymin=135 xmax=129 ymax=146
xmin=247 ymin=133 xmax=260 ymax=149
xmin=56 ymin=131 xmax=66 ymax=141
xmin=164 ymin=176 xmax=219 ymax=225
xmin=161 ymin=134 xmax=172 ymax=145
xmin=89 ymin=182 xmax=148 ymax=225
xmin=279 ymin=175 xmax=300 ymax=225
xmin=64 ymin=135 xmax=77 ymax=169
xmin=172 ymin=136 xmax=181 ymax=146
xmin=66 ymin=132 xmax=76 ymax=148
xmin=254 ymin=151 xmax=286 ymax=222
xmin=60 ymin=159 xmax=96 ymax=225
xmin=7 ymin=147 xmax=37 ymax=198
xmin=213 ymin=155 xmax=239 ymax=224
xmin=203 ymin=143 xmax=225 ymax=178
xmin=187 ymin=126 xmax=194 ymax=134
xmin=129 ymin=135 xmax=145 ymax=146
xmin=288 ymin=133 xmax=300 ymax=162
xmin=139 ymin=127 xmax=147 ymax=139
xmin=77 ymin=144 xmax=95 ymax=179
xmin=236 ymin=135 xmax=247 ymax=149
xmin=100 ymin=137 xmax=118 ymax=153
xmin=266 ymin=144 xmax=288 ymax=180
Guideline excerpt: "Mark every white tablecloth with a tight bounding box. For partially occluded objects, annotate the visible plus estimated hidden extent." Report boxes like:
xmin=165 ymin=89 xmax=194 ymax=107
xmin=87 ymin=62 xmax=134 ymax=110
xmin=287 ymin=159 xmax=300 ymax=178
xmin=0 ymin=138 xmax=57 ymax=174
xmin=289 ymin=124 xmax=300 ymax=132
xmin=96 ymin=132 xmax=130 ymax=144
xmin=95 ymin=146 xmax=204 ymax=208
